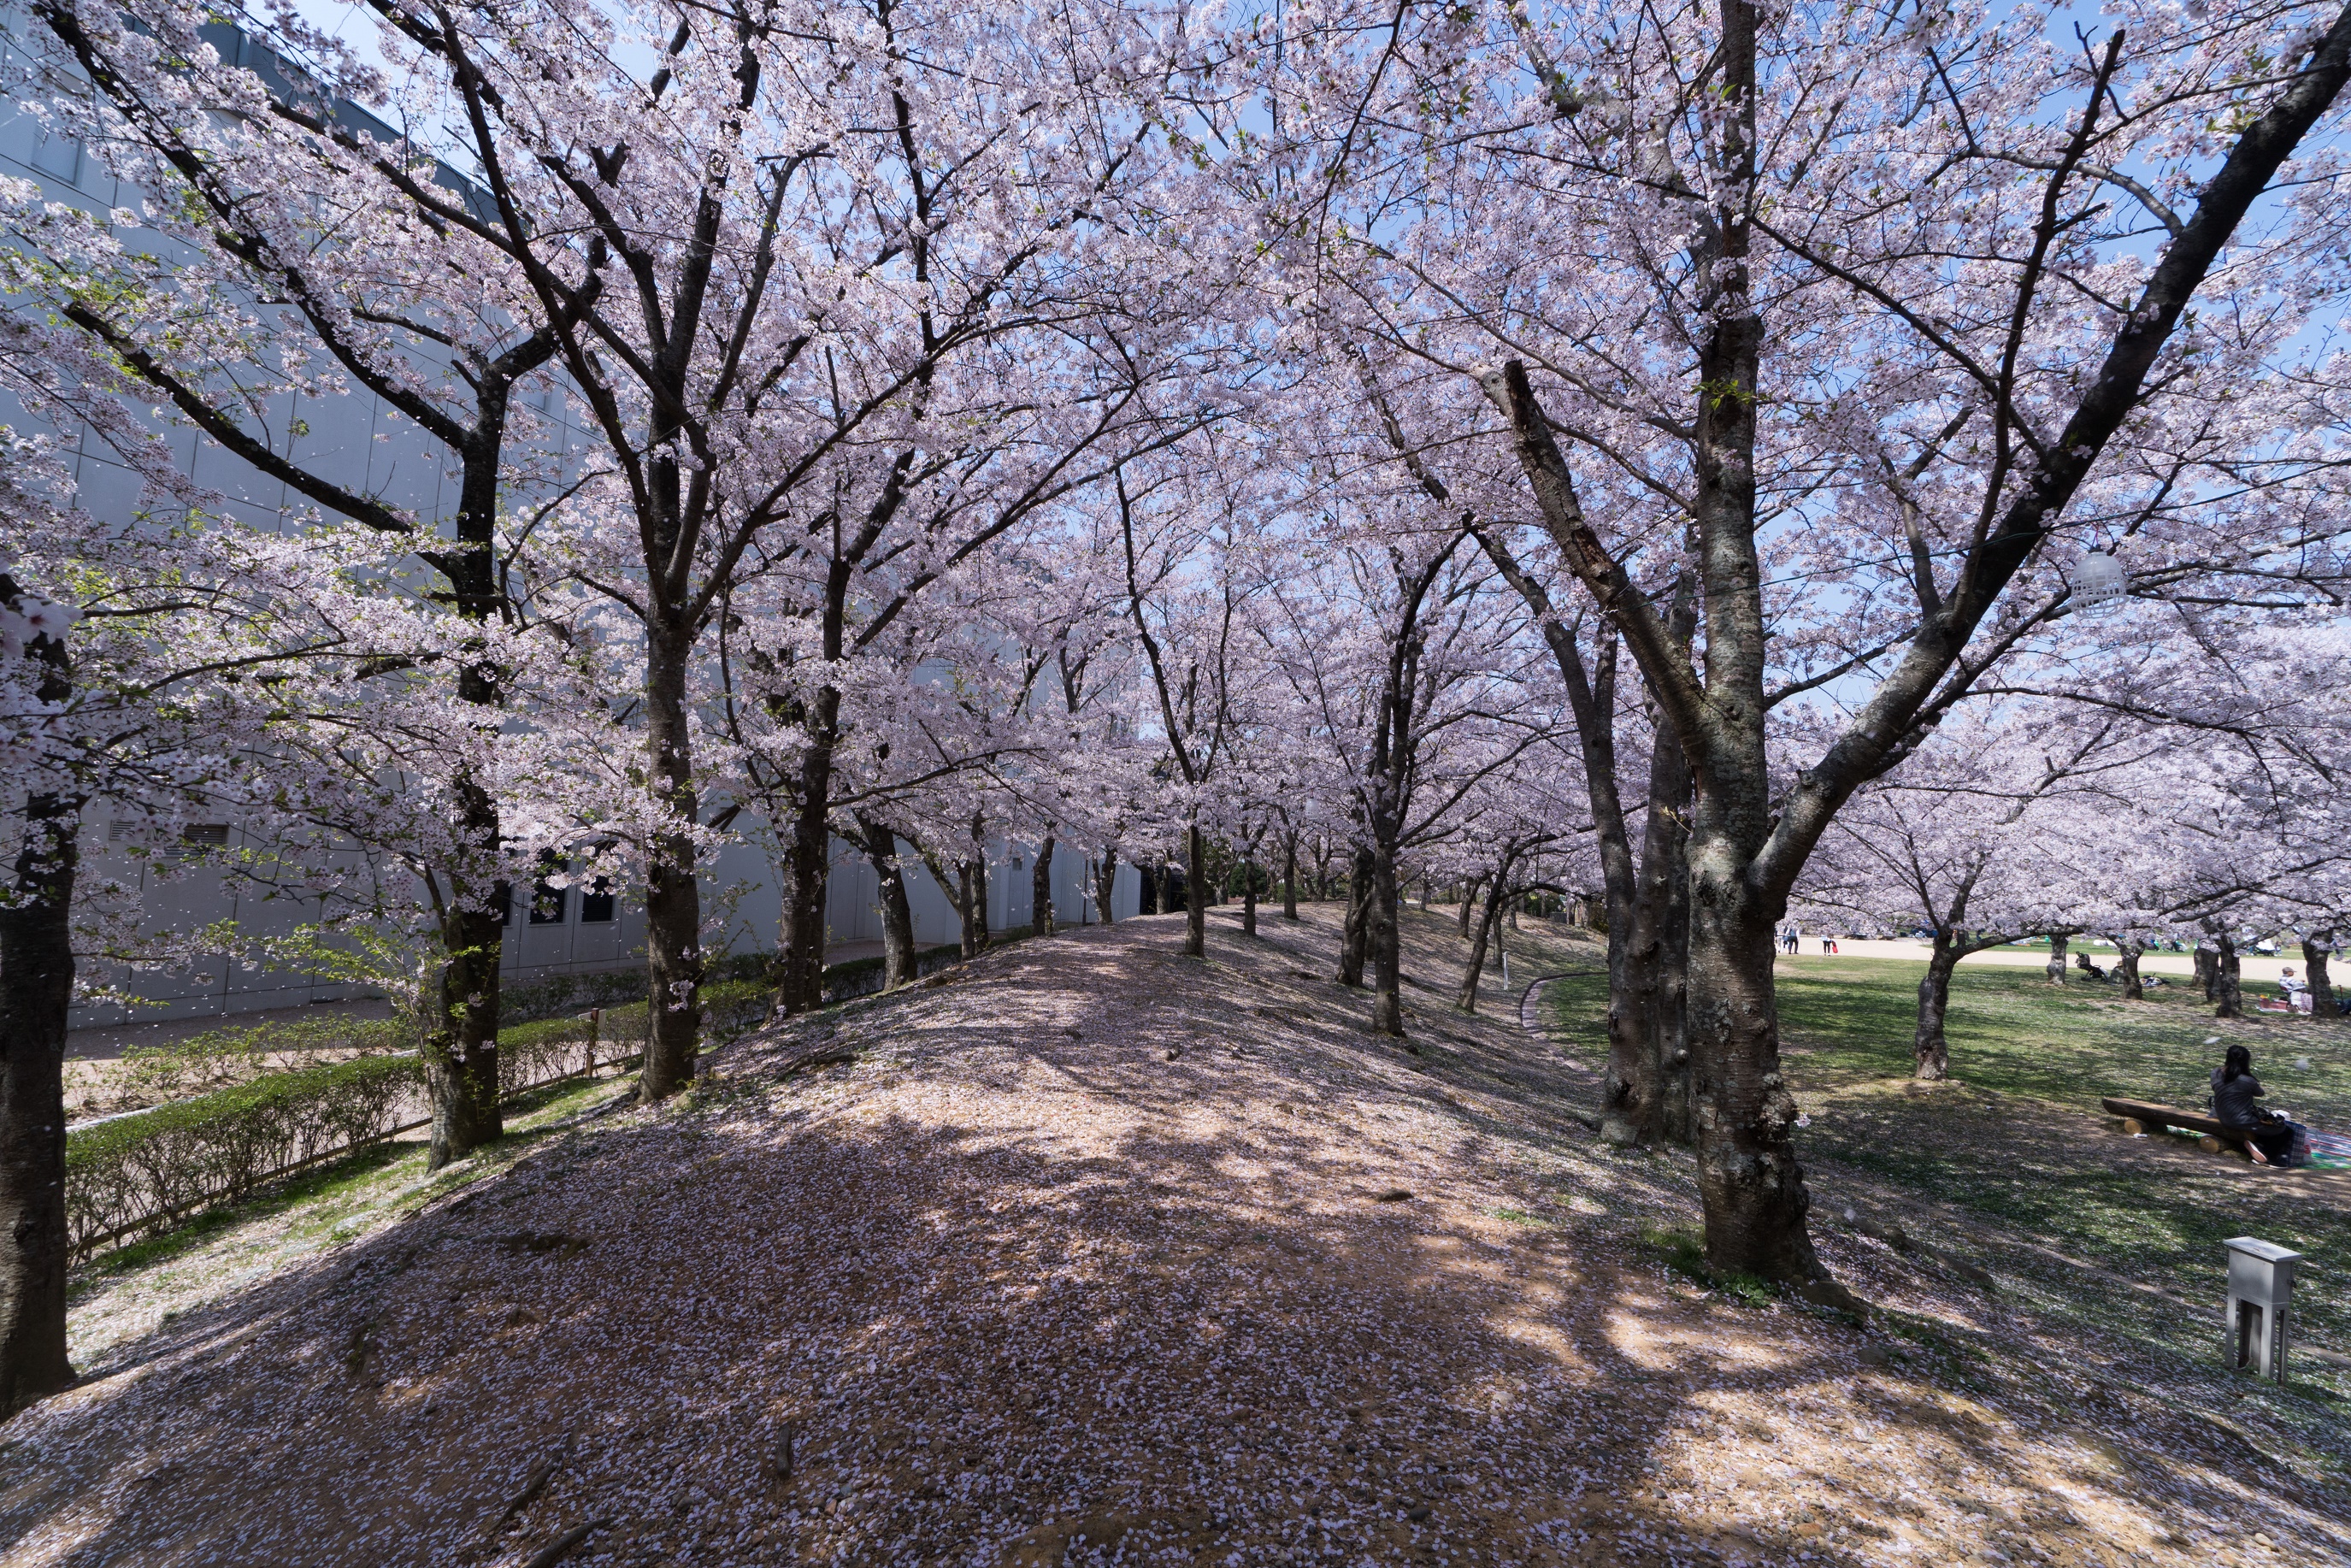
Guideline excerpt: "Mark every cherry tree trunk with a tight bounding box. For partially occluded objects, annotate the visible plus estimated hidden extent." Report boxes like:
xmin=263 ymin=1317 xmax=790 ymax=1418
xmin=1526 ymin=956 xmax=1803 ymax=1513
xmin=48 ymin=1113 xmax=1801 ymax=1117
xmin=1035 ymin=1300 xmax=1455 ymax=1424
xmin=0 ymin=781 xmax=76 ymax=1418
xmin=957 ymin=863 xmax=984 ymax=958
xmin=923 ymin=835 xmax=988 ymax=960
xmin=1677 ymin=263 xmax=1820 ymax=1278
xmin=2045 ymin=933 xmax=2069 ymax=985
xmin=418 ymin=644 xmax=503 ymax=1161
xmin=1633 ymin=734 xmax=1694 ymax=1143
xmin=1030 ymin=836 xmax=1055 ymax=939
xmin=1686 ymin=830 xmax=1820 ymax=1282
xmin=1913 ymin=938 xmax=1959 ymax=1080
xmin=423 ymin=587 xmax=509 ymax=1166
xmin=1183 ymin=824 xmax=1207 ymax=959
xmin=424 ymin=875 xmax=503 ymax=1171
xmin=1458 ymin=879 xmax=1481 ymax=939
xmin=1370 ymin=846 xmax=1404 ymax=1036
xmin=855 ymin=814 xmax=917 ymax=989
xmin=1338 ymin=846 xmax=1374 ymax=987
xmin=420 ymin=438 xmax=513 ymax=1164
xmin=1655 ymin=860 xmax=1693 ymax=1144
xmin=1241 ymin=856 xmax=1258 ymax=937
xmin=775 ymin=692 xmax=840 ymax=1017
xmin=967 ymin=816 xmax=992 ymax=954
xmin=1457 ymin=875 xmax=1508 ymax=1013
xmin=2196 ymin=943 xmax=2218 ymax=999
xmin=2214 ymin=932 xmax=2243 ymax=1019
xmin=1093 ymin=848 xmax=1118 ymax=926
xmin=639 ymin=626 xmax=704 ymax=1099
xmin=2302 ymin=936 xmax=2336 ymax=1018
xmin=1599 ymin=741 xmax=1694 ymax=1146
xmin=1281 ymin=832 xmax=1299 ymax=919
xmin=2114 ymin=939 xmax=2145 ymax=1002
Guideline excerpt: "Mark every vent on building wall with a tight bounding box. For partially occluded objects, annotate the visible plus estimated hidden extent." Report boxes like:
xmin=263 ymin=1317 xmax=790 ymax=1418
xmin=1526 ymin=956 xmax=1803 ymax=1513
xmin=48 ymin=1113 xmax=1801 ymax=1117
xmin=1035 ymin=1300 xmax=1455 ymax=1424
xmin=177 ymin=824 xmax=232 ymax=858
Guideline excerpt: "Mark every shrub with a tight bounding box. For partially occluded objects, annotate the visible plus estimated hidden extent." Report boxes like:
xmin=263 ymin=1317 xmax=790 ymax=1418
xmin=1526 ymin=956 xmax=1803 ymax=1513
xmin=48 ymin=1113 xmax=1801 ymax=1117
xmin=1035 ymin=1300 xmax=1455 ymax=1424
xmin=116 ymin=1014 xmax=412 ymax=1104
xmin=821 ymin=943 xmax=969 ymax=1003
xmin=68 ymin=1053 xmax=421 ymax=1258
xmin=498 ymin=966 xmax=654 ymax=1025
xmin=68 ymin=944 xmax=963 ymax=1258
xmin=702 ymin=978 xmax=771 ymax=1033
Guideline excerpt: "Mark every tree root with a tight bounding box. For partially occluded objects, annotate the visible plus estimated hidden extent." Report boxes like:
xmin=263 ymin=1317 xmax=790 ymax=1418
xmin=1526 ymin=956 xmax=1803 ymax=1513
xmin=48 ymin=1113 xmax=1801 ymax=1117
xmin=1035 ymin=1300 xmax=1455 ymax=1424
xmin=522 ymin=1518 xmax=610 ymax=1568
xmin=481 ymin=1446 xmax=569 ymax=1546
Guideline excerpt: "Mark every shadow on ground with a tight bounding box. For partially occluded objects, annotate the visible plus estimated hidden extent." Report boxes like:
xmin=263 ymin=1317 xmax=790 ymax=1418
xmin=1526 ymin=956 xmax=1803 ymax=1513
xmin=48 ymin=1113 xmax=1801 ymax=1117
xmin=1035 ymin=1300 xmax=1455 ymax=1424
xmin=5 ymin=909 xmax=2342 ymax=1566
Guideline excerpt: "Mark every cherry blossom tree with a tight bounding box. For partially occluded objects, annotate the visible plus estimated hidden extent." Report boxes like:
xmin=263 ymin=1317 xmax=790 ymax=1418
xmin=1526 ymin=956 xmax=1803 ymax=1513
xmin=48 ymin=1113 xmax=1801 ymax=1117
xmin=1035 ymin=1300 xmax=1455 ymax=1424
xmin=333 ymin=0 xmax=1255 ymax=1087
xmin=1794 ymin=704 xmax=2161 ymax=1076
xmin=10 ymin=0 xmax=597 ymax=1161
xmin=1235 ymin=0 xmax=2351 ymax=1282
xmin=1238 ymin=451 xmax=1553 ymax=1035
xmin=0 ymin=425 xmax=396 ymax=1412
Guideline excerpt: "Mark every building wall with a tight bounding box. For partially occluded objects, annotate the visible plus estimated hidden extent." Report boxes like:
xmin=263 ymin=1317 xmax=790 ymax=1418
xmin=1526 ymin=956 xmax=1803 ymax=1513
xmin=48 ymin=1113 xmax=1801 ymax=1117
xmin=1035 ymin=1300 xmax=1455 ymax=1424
xmin=0 ymin=18 xmax=1147 ymax=1029
xmin=68 ymin=823 xmax=1144 ymax=1027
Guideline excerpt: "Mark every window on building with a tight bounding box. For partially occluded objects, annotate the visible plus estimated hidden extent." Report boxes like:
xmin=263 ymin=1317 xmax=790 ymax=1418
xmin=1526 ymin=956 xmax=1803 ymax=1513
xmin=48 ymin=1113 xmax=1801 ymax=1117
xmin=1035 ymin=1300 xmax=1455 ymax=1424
xmin=579 ymin=875 xmax=616 ymax=923
xmin=522 ymin=848 xmax=570 ymax=924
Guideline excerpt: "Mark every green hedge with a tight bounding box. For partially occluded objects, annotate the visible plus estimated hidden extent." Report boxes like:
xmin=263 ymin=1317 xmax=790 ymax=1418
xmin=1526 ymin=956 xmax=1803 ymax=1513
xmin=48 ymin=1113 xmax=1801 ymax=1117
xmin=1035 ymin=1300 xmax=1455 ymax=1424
xmin=67 ymin=1053 xmax=421 ymax=1258
xmin=63 ymin=946 xmax=1004 ymax=1259
xmin=823 ymin=943 xmax=969 ymax=1001
xmin=500 ymin=949 xmax=775 ymax=1023
xmin=67 ymin=976 xmax=791 ymax=1259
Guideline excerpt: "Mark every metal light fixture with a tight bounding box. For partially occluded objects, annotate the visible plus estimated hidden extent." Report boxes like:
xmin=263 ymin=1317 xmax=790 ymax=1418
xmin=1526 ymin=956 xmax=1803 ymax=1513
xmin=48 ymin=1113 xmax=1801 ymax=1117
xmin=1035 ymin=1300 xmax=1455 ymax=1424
xmin=2072 ymin=551 xmax=2126 ymax=607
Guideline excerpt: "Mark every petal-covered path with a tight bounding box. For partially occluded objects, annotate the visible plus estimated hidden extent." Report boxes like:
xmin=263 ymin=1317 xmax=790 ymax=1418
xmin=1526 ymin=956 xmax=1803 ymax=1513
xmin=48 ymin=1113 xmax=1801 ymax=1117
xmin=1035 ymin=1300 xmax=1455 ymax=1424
xmin=3 ymin=908 xmax=2344 ymax=1566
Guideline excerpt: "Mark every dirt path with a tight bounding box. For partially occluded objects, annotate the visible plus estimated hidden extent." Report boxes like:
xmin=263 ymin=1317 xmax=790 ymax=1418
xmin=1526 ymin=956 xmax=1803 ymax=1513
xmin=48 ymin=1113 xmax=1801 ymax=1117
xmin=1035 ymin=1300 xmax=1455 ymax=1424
xmin=4 ymin=908 xmax=2345 ymax=1566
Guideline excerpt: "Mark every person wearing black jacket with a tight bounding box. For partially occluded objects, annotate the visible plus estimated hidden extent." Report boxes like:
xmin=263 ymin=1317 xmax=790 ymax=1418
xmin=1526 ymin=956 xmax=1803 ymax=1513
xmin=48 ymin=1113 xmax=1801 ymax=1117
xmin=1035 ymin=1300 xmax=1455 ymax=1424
xmin=2213 ymin=1045 xmax=2297 ymax=1166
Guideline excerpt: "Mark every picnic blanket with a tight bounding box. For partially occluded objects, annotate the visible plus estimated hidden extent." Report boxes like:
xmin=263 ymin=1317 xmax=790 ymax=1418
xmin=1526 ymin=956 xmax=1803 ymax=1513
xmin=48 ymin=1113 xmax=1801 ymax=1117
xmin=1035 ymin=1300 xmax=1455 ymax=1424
xmin=2305 ymin=1128 xmax=2351 ymax=1171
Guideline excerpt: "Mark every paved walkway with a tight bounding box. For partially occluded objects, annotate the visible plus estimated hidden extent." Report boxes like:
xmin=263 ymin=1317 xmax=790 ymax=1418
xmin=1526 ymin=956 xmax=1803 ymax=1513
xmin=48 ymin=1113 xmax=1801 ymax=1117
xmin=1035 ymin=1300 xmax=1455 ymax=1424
xmin=1790 ymin=937 xmax=2301 ymax=983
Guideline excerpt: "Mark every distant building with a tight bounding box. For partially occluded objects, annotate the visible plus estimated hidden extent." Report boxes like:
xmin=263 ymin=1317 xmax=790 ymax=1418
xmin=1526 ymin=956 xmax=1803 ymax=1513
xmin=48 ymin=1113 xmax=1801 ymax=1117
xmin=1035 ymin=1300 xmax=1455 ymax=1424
xmin=0 ymin=11 xmax=1140 ymax=1026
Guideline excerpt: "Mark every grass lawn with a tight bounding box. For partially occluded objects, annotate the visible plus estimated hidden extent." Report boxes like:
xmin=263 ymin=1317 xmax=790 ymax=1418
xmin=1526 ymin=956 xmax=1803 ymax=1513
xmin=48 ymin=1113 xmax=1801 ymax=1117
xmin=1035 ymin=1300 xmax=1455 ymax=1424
xmin=1546 ymin=955 xmax=2351 ymax=1383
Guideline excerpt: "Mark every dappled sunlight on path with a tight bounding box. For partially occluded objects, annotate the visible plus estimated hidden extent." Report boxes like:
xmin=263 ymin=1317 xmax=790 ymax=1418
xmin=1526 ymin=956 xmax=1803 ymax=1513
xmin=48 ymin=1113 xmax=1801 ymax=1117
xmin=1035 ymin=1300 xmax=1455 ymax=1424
xmin=5 ymin=910 xmax=2344 ymax=1566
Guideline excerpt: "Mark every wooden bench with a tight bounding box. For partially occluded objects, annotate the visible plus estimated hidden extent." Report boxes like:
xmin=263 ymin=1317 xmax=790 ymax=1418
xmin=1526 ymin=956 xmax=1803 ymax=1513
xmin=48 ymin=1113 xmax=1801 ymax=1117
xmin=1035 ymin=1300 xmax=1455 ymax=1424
xmin=2101 ymin=1096 xmax=2248 ymax=1154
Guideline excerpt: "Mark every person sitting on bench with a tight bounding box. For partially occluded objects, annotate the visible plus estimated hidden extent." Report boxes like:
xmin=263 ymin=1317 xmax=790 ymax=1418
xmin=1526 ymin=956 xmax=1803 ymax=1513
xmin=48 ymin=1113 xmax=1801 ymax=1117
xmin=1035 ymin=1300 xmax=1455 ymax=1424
xmin=2213 ymin=1044 xmax=2296 ymax=1166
